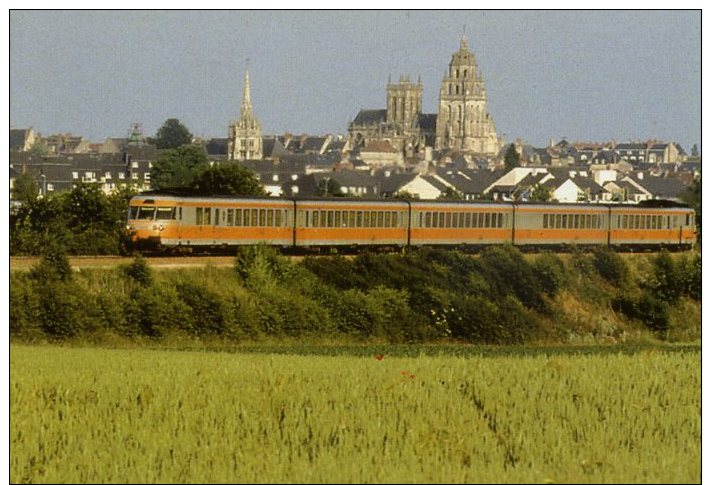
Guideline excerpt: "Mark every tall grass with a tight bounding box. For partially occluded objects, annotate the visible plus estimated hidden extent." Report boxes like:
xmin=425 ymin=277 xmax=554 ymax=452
xmin=10 ymin=345 xmax=700 ymax=483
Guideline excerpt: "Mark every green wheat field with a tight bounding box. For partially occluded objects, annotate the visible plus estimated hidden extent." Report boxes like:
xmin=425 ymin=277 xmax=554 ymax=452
xmin=10 ymin=345 xmax=700 ymax=483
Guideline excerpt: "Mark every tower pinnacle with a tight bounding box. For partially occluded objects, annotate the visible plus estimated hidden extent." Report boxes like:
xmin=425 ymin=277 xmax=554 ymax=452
xmin=241 ymin=71 xmax=253 ymax=116
xmin=460 ymin=34 xmax=468 ymax=52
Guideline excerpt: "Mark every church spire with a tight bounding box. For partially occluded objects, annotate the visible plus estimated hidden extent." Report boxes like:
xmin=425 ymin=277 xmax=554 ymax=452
xmin=241 ymin=70 xmax=253 ymax=117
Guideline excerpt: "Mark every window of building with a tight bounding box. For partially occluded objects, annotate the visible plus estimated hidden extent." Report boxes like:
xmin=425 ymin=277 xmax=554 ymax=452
xmin=119 ymin=172 xmax=125 ymax=180
xmin=47 ymin=184 xmax=54 ymax=191
xmin=132 ymin=173 xmax=138 ymax=180
xmin=72 ymin=172 xmax=78 ymax=179
xmin=132 ymin=161 xmax=139 ymax=168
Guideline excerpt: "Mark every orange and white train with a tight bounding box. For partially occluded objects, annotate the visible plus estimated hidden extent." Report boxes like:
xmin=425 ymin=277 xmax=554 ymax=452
xmin=126 ymin=190 xmax=697 ymax=252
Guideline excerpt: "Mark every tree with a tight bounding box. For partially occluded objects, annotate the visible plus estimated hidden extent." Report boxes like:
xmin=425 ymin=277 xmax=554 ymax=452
xmin=153 ymin=118 xmax=193 ymax=149
xmin=11 ymin=173 xmax=39 ymax=203
xmin=437 ymin=187 xmax=463 ymax=200
xmin=191 ymin=163 xmax=265 ymax=196
xmin=691 ymin=144 xmax=699 ymax=157
xmin=150 ymin=145 xmax=209 ymax=189
xmin=316 ymin=177 xmax=344 ymax=197
xmin=680 ymin=176 xmax=701 ymax=242
xmin=504 ymin=143 xmax=520 ymax=171
xmin=530 ymin=183 xmax=552 ymax=202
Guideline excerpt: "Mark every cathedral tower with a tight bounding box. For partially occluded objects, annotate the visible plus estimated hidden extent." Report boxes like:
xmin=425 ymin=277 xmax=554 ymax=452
xmin=386 ymin=75 xmax=422 ymax=133
xmin=435 ymin=35 xmax=500 ymax=156
xmin=228 ymin=71 xmax=263 ymax=160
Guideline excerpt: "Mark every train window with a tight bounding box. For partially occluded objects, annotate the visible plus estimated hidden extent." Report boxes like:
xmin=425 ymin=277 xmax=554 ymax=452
xmin=325 ymin=211 xmax=332 ymax=227
xmin=484 ymin=213 xmax=491 ymax=228
xmin=235 ymin=209 xmax=242 ymax=226
xmin=424 ymin=212 xmax=431 ymax=228
xmin=213 ymin=209 xmax=219 ymax=226
xmin=355 ymin=211 xmax=362 ymax=227
xmin=178 ymin=207 xmax=182 ymax=220
xmin=334 ymin=211 xmax=341 ymax=228
xmin=346 ymin=211 xmax=354 ymax=228
xmin=363 ymin=211 xmax=371 ymax=228
xmin=543 ymin=214 xmax=549 ymax=229
xmin=376 ymin=211 xmax=383 ymax=228
xmin=195 ymin=207 xmax=203 ymax=225
xmin=205 ymin=208 xmax=212 ymax=225
xmin=226 ymin=209 xmax=234 ymax=226
xmin=686 ymin=214 xmax=691 ymax=226
xmin=464 ymin=213 xmax=471 ymax=228
xmin=623 ymin=215 xmax=628 ymax=229
xmin=560 ymin=214 xmax=567 ymax=229
xmin=312 ymin=211 xmax=320 ymax=228
xmin=443 ymin=212 xmax=451 ymax=228
xmin=277 ymin=210 xmax=283 ymax=227
xmin=266 ymin=210 xmax=273 ymax=227
xmin=450 ymin=213 xmax=457 ymax=228
xmin=433 ymin=212 xmax=440 ymax=228
xmin=257 ymin=209 xmax=263 ymax=227
xmin=650 ymin=215 xmax=657 ymax=229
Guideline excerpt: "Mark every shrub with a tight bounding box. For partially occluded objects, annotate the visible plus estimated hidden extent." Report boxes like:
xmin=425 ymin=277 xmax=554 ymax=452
xmin=592 ymin=247 xmax=629 ymax=287
xmin=121 ymin=255 xmax=153 ymax=287
xmin=613 ymin=292 xmax=670 ymax=334
xmin=647 ymin=251 xmax=684 ymax=302
xmin=473 ymin=245 xmax=545 ymax=310
xmin=29 ymin=245 xmax=73 ymax=282
xmin=175 ymin=281 xmax=226 ymax=335
xmin=532 ymin=253 xmax=568 ymax=296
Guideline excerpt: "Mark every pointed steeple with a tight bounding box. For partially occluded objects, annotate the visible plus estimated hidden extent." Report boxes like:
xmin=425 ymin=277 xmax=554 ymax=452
xmin=241 ymin=70 xmax=253 ymax=118
xmin=460 ymin=34 xmax=468 ymax=52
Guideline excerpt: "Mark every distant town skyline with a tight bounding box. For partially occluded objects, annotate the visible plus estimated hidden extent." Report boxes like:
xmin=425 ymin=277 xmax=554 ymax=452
xmin=9 ymin=10 xmax=701 ymax=151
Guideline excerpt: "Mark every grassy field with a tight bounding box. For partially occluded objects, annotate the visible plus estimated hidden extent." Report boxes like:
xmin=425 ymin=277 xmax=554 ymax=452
xmin=10 ymin=345 xmax=700 ymax=483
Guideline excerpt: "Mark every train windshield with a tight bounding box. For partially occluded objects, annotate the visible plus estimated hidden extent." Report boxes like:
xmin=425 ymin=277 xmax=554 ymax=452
xmin=129 ymin=206 xmax=156 ymax=220
xmin=156 ymin=207 xmax=176 ymax=220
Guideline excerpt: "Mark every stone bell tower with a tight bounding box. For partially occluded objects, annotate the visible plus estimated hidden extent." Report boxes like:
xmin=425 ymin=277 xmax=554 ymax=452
xmin=435 ymin=35 xmax=501 ymax=156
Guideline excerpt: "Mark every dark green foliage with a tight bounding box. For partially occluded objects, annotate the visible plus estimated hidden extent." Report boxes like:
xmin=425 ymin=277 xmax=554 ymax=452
xmin=592 ymin=247 xmax=629 ymax=287
xmin=316 ymin=177 xmax=344 ymax=197
xmin=679 ymin=253 xmax=701 ymax=301
xmin=9 ymin=275 xmax=42 ymax=339
xmin=153 ymin=118 xmax=193 ymax=149
xmin=532 ymin=253 xmax=568 ymax=296
xmin=150 ymin=144 xmax=209 ymax=190
xmin=121 ymin=255 xmax=153 ymax=287
xmin=614 ymin=292 xmax=670 ymax=334
xmin=473 ymin=245 xmax=545 ymax=310
xmin=647 ymin=252 xmax=683 ymax=302
xmin=504 ymin=143 xmax=520 ymax=171
xmin=437 ymin=187 xmax=464 ymax=200
xmin=191 ymin=163 xmax=266 ymax=196
xmin=123 ymin=285 xmax=194 ymax=338
xmin=175 ymin=282 xmax=226 ymax=335
xmin=29 ymin=246 xmax=73 ymax=282
xmin=683 ymin=177 xmax=700 ymax=243
xmin=11 ymin=172 xmax=39 ymax=203
xmin=11 ymin=184 xmax=136 ymax=255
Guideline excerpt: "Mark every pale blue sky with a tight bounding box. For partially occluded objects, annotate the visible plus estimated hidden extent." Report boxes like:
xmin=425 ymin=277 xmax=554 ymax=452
xmin=9 ymin=10 xmax=701 ymax=151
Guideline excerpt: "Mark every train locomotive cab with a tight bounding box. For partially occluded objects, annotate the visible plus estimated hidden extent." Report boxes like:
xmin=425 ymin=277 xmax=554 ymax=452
xmin=127 ymin=196 xmax=179 ymax=251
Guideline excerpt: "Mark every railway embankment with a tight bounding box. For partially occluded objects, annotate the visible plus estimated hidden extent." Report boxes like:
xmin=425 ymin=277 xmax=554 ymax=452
xmin=10 ymin=246 xmax=701 ymax=346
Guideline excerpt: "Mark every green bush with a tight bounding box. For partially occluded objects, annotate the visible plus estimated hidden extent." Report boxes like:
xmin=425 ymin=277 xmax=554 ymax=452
xmin=532 ymin=253 xmax=568 ymax=296
xmin=613 ymin=292 xmax=670 ymax=334
xmin=592 ymin=247 xmax=629 ymax=287
xmin=121 ymin=255 xmax=153 ymax=287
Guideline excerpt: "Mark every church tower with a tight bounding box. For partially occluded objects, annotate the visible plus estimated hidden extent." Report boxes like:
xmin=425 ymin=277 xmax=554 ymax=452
xmin=386 ymin=75 xmax=422 ymax=133
xmin=435 ymin=35 xmax=500 ymax=156
xmin=228 ymin=71 xmax=263 ymax=160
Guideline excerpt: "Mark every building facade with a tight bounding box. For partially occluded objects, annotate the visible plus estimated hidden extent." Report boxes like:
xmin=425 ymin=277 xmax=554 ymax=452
xmin=434 ymin=35 xmax=501 ymax=156
xmin=228 ymin=71 xmax=263 ymax=160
